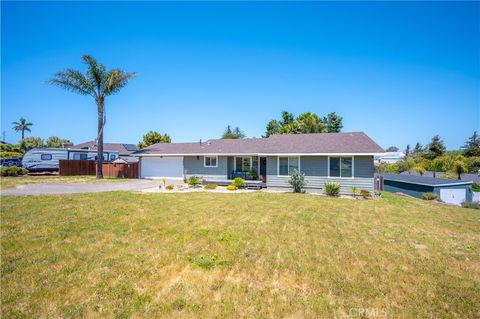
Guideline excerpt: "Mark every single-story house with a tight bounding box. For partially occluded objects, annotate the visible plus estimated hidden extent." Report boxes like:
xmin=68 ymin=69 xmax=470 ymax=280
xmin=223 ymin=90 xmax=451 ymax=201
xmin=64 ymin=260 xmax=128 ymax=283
xmin=381 ymin=173 xmax=473 ymax=205
xmin=132 ymin=132 xmax=383 ymax=194
xmin=73 ymin=141 xmax=138 ymax=162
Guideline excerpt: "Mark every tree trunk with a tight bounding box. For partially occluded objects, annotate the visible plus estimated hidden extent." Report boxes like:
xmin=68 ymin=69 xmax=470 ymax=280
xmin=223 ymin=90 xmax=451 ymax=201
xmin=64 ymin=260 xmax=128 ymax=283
xmin=21 ymin=130 xmax=24 ymax=140
xmin=96 ymin=98 xmax=104 ymax=179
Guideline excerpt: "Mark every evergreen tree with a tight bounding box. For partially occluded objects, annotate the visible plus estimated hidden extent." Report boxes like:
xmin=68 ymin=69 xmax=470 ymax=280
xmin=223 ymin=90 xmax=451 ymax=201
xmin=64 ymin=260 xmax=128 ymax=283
xmin=412 ymin=142 xmax=424 ymax=158
xmin=324 ymin=112 xmax=343 ymax=133
xmin=222 ymin=125 xmax=245 ymax=139
xmin=280 ymin=111 xmax=295 ymax=127
xmin=233 ymin=127 xmax=245 ymax=139
xmin=425 ymin=135 xmax=446 ymax=160
xmin=462 ymin=131 xmax=480 ymax=157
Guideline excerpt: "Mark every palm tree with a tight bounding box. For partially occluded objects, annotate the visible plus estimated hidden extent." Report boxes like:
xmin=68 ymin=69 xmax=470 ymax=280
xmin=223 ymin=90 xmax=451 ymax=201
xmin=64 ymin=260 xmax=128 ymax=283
xmin=12 ymin=117 xmax=33 ymax=140
xmin=50 ymin=55 xmax=136 ymax=179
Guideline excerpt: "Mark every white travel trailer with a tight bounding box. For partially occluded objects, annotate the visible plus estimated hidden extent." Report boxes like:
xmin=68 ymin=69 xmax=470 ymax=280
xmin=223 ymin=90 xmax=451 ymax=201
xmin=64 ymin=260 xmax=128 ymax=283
xmin=21 ymin=148 xmax=119 ymax=172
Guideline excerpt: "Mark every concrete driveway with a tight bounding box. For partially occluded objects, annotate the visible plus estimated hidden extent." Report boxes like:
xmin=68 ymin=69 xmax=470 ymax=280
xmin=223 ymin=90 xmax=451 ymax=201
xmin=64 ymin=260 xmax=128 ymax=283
xmin=1 ymin=179 xmax=162 ymax=196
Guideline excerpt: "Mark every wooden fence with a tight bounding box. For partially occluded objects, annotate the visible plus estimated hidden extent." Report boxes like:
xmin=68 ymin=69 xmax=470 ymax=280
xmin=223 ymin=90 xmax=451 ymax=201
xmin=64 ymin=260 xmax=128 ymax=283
xmin=59 ymin=160 xmax=139 ymax=178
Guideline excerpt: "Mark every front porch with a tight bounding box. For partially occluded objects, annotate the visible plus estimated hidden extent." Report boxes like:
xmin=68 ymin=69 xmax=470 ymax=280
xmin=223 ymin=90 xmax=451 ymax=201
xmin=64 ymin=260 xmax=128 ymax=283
xmin=226 ymin=155 xmax=267 ymax=181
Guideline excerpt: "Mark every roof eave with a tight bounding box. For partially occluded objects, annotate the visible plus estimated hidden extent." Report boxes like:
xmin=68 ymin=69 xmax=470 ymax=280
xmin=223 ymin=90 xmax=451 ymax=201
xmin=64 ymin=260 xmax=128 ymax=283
xmin=132 ymin=152 xmax=381 ymax=157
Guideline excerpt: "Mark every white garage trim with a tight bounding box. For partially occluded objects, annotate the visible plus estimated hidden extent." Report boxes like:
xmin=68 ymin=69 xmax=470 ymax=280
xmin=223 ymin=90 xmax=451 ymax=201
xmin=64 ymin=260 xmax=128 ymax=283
xmin=140 ymin=156 xmax=184 ymax=179
xmin=440 ymin=188 xmax=466 ymax=206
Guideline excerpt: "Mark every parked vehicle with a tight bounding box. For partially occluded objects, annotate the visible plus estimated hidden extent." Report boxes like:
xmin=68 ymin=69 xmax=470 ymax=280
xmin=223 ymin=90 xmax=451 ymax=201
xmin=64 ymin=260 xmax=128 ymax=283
xmin=1 ymin=157 xmax=23 ymax=167
xmin=21 ymin=148 xmax=119 ymax=172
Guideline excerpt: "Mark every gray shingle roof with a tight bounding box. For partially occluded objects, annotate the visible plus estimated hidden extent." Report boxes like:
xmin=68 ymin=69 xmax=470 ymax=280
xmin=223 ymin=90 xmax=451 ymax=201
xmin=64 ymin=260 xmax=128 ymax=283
xmin=134 ymin=132 xmax=384 ymax=155
xmin=380 ymin=173 xmax=472 ymax=186
xmin=73 ymin=141 xmax=138 ymax=156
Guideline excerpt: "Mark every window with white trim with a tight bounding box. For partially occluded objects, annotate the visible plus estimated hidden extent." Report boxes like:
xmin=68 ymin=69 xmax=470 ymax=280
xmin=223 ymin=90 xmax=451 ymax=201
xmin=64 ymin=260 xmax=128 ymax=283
xmin=204 ymin=156 xmax=218 ymax=167
xmin=278 ymin=156 xmax=299 ymax=176
xmin=329 ymin=157 xmax=353 ymax=178
xmin=235 ymin=156 xmax=251 ymax=172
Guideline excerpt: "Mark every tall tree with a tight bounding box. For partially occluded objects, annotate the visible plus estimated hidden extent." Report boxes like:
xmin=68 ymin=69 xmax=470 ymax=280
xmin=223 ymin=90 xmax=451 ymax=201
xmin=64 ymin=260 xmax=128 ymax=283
xmin=324 ymin=112 xmax=343 ymax=133
xmin=138 ymin=131 xmax=171 ymax=149
xmin=12 ymin=117 xmax=33 ymax=140
xmin=222 ymin=125 xmax=234 ymax=139
xmin=385 ymin=146 xmax=399 ymax=152
xmin=463 ymin=131 xmax=480 ymax=157
xmin=233 ymin=127 xmax=245 ymax=139
xmin=46 ymin=136 xmax=71 ymax=148
xmin=297 ymin=112 xmax=325 ymax=133
xmin=222 ymin=125 xmax=245 ymax=139
xmin=425 ymin=135 xmax=446 ymax=160
xmin=50 ymin=55 xmax=136 ymax=179
xmin=264 ymin=111 xmax=343 ymax=136
xmin=264 ymin=119 xmax=281 ymax=137
xmin=280 ymin=111 xmax=295 ymax=127
xmin=412 ymin=142 xmax=424 ymax=158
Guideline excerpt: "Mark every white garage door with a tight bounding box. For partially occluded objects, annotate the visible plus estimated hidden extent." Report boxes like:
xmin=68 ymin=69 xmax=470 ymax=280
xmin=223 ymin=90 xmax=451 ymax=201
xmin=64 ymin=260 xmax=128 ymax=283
xmin=141 ymin=157 xmax=184 ymax=179
xmin=440 ymin=189 xmax=466 ymax=206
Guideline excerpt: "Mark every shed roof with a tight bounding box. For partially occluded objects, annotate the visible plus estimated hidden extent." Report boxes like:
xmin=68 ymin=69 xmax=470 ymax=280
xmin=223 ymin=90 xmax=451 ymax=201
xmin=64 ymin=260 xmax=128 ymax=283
xmin=381 ymin=173 xmax=473 ymax=187
xmin=134 ymin=132 xmax=384 ymax=155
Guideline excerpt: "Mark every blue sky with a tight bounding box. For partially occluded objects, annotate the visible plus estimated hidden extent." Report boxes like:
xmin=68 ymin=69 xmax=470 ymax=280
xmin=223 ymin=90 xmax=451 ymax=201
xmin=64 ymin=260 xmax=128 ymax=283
xmin=1 ymin=1 xmax=479 ymax=150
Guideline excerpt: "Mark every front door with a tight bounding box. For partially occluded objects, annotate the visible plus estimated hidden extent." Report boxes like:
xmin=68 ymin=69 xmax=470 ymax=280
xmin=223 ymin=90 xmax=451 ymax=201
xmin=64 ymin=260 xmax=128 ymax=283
xmin=259 ymin=157 xmax=267 ymax=182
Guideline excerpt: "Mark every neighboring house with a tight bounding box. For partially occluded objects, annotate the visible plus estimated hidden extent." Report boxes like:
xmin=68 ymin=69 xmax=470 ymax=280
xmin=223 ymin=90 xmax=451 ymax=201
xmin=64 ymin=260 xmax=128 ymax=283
xmin=380 ymin=173 xmax=473 ymax=205
xmin=132 ymin=132 xmax=383 ymax=194
xmin=374 ymin=151 xmax=405 ymax=164
xmin=73 ymin=141 xmax=138 ymax=162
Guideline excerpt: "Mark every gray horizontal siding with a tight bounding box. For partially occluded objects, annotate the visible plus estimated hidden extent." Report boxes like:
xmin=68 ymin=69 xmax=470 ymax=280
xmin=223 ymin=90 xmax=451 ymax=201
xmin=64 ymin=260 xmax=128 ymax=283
xmin=184 ymin=156 xmax=228 ymax=180
xmin=267 ymin=175 xmax=374 ymax=194
xmin=266 ymin=155 xmax=374 ymax=194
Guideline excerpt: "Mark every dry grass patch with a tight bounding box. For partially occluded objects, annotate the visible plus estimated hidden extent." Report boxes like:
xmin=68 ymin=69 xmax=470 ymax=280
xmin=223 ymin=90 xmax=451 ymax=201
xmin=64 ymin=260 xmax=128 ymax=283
xmin=1 ymin=192 xmax=479 ymax=318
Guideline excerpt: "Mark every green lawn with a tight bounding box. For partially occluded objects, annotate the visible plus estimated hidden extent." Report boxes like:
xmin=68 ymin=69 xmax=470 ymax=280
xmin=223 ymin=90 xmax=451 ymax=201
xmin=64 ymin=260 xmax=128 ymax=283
xmin=0 ymin=175 xmax=128 ymax=190
xmin=1 ymin=192 xmax=479 ymax=318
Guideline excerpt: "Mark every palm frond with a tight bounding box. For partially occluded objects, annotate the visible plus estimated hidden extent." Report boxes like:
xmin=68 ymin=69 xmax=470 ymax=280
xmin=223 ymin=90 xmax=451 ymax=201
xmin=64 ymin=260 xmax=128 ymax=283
xmin=82 ymin=55 xmax=107 ymax=95
xmin=104 ymin=69 xmax=137 ymax=96
xmin=50 ymin=69 xmax=96 ymax=97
